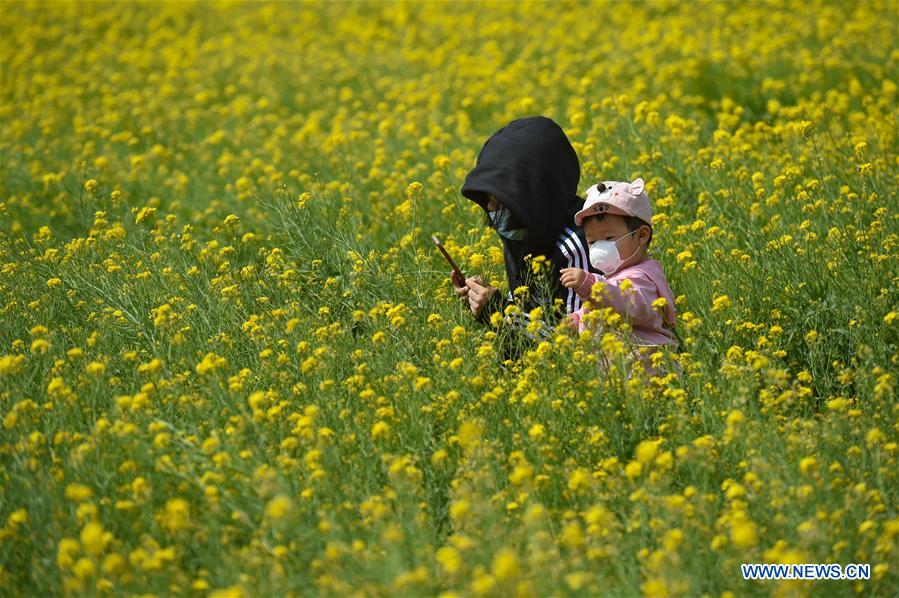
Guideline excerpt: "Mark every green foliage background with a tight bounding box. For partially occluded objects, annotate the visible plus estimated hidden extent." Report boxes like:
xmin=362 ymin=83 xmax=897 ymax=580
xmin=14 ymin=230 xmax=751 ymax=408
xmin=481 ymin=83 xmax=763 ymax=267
xmin=1 ymin=1 xmax=897 ymax=596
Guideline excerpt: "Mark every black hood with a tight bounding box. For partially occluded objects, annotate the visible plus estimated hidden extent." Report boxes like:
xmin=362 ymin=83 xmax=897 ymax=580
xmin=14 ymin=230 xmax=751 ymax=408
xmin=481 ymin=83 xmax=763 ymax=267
xmin=461 ymin=116 xmax=582 ymax=256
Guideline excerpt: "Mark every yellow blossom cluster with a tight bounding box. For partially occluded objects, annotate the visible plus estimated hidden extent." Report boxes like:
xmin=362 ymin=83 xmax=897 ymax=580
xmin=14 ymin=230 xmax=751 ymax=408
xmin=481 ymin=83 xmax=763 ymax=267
xmin=1 ymin=1 xmax=897 ymax=595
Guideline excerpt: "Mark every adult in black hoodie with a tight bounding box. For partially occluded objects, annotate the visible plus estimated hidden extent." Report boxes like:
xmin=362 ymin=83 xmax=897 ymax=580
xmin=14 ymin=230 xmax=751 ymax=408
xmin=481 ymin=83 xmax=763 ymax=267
xmin=453 ymin=116 xmax=600 ymax=337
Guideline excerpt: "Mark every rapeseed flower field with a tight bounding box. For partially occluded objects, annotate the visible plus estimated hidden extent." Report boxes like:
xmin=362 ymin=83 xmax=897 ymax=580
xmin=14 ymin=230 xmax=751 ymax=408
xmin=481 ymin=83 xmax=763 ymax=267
xmin=1 ymin=1 xmax=897 ymax=596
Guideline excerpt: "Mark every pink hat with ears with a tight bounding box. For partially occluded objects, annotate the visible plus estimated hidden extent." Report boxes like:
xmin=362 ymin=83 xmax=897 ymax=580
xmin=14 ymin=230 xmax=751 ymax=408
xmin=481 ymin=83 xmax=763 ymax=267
xmin=574 ymin=178 xmax=653 ymax=226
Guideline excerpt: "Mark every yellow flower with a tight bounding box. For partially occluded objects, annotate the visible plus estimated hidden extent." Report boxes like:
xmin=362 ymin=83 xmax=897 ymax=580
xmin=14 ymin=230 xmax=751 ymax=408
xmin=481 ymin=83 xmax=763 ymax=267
xmin=265 ymin=495 xmax=292 ymax=521
xmin=235 ymin=176 xmax=252 ymax=192
xmin=85 ymin=361 xmax=106 ymax=377
xmin=449 ymin=499 xmax=470 ymax=523
xmin=30 ymin=338 xmax=51 ymax=354
xmin=80 ymin=521 xmax=107 ymax=556
xmin=430 ymin=449 xmax=447 ymax=465
xmin=726 ymin=410 xmax=744 ymax=427
xmin=730 ymin=517 xmax=758 ymax=549
xmin=73 ymin=557 xmax=96 ymax=580
xmin=662 ymin=529 xmax=684 ymax=552
xmin=799 ymin=456 xmax=818 ymax=475
xmin=153 ymin=304 xmax=176 ymax=328
xmin=134 ymin=206 xmax=157 ymax=225
xmin=137 ymin=358 xmax=163 ymax=375
xmin=529 ymin=254 xmax=548 ymax=274
xmin=456 ymin=419 xmax=483 ymax=452
xmin=797 ymin=120 xmax=814 ymax=137
xmin=560 ymin=523 xmax=585 ymax=549
xmin=437 ymin=546 xmax=462 ymax=575
xmin=826 ymin=397 xmax=848 ymax=411
xmin=223 ymin=214 xmax=241 ymax=230
xmin=625 ymin=461 xmax=643 ymax=479
xmin=57 ymin=537 xmax=80 ymax=569
xmin=102 ymin=553 xmax=126 ymax=576
xmin=470 ymin=572 xmax=496 ymax=596
xmin=160 ymin=498 xmax=191 ymax=532
xmin=711 ymin=294 xmax=731 ymax=313
xmin=371 ymin=420 xmax=391 ymax=440
xmin=601 ymin=333 xmax=624 ymax=356
xmin=196 ymin=352 xmax=227 ymax=376
xmin=491 ymin=547 xmax=520 ymax=583
xmin=635 ymin=439 xmax=661 ymax=465
xmin=508 ymin=463 xmax=533 ymax=486
xmin=0 ymin=354 xmax=25 ymax=375
xmin=8 ymin=509 xmax=29 ymax=528
xmin=866 ymin=427 xmax=885 ymax=447
xmin=65 ymin=484 xmax=94 ymax=503
xmin=209 ymin=586 xmax=245 ymax=598
xmin=567 ymin=467 xmax=590 ymax=493
xmin=405 ymin=181 xmax=423 ymax=198
xmin=642 ymin=578 xmax=669 ymax=597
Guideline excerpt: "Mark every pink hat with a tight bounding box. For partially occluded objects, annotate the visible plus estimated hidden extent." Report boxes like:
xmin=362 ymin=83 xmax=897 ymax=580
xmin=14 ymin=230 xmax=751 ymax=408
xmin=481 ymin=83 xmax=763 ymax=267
xmin=574 ymin=178 xmax=652 ymax=226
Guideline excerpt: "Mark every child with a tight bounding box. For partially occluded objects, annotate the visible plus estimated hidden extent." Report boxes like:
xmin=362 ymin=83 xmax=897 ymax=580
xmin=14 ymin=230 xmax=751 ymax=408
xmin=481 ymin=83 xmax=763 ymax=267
xmin=559 ymin=178 xmax=678 ymax=374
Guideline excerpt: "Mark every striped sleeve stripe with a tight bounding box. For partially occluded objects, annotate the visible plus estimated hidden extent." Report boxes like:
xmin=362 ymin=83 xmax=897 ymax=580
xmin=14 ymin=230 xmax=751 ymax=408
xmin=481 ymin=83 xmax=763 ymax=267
xmin=556 ymin=241 xmax=574 ymax=313
xmin=559 ymin=231 xmax=583 ymax=313
xmin=555 ymin=237 xmax=577 ymax=313
xmin=566 ymin=227 xmax=589 ymax=311
xmin=566 ymin=227 xmax=589 ymax=272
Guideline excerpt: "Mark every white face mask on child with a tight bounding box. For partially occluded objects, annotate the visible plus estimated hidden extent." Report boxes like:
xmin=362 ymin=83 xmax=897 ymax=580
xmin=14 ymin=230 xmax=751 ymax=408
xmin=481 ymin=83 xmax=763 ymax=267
xmin=589 ymin=229 xmax=639 ymax=274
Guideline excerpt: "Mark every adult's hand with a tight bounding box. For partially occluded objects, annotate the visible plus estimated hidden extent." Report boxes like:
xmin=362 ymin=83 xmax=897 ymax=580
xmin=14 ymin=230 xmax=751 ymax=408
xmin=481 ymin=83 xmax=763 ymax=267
xmin=451 ymin=270 xmax=469 ymax=300
xmin=463 ymin=275 xmax=497 ymax=317
xmin=451 ymin=271 xmax=497 ymax=317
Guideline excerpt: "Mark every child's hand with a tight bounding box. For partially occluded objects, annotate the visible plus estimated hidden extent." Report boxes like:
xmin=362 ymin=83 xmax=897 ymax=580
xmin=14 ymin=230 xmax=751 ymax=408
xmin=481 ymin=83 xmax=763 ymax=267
xmin=560 ymin=267 xmax=587 ymax=289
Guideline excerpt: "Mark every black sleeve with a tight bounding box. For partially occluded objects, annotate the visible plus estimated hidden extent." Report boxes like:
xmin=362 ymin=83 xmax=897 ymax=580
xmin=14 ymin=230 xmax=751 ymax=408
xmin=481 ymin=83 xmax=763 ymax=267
xmin=545 ymin=245 xmax=576 ymax=322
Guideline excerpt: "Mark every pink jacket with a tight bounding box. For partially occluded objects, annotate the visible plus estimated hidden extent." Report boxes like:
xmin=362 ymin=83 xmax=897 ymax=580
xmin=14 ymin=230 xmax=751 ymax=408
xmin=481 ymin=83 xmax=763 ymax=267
xmin=568 ymin=259 xmax=677 ymax=347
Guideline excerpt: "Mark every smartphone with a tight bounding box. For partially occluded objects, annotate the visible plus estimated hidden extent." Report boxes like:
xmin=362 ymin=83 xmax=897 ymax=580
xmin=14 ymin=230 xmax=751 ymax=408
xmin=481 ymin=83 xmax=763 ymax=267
xmin=431 ymin=235 xmax=465 ymax=282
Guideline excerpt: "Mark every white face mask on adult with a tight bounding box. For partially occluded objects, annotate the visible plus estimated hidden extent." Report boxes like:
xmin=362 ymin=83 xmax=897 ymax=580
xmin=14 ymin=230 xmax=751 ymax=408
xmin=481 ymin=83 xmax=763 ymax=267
xmin=589 ymin=229 xmax=639 ymax=274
